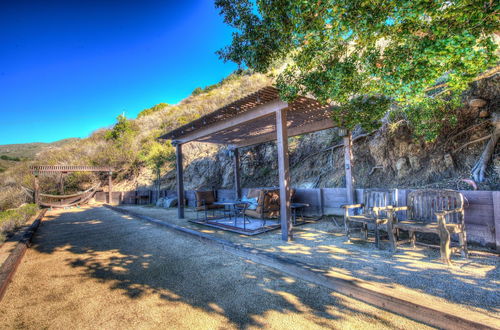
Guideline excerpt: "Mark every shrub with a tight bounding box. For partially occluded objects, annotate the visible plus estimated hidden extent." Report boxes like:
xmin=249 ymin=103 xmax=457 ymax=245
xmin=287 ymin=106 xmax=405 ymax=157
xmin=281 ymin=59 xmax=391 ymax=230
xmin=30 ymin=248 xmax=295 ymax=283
xmin=0 ymin=203 xmax=38 ymax=243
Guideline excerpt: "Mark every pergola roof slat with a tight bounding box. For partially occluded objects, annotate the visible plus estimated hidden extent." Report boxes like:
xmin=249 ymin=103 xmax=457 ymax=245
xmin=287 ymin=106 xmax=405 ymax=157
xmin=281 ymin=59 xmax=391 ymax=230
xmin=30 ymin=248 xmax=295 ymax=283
xmin=159 ymin=86 xmax=333 ymax=147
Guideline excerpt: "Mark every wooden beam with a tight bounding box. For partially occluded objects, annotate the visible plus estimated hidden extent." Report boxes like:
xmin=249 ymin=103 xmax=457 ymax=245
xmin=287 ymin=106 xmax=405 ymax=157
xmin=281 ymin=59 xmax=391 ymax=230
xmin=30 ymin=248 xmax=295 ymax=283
xmin=493 ymin=191 xmax=500 ymax=252
xmin=175 ymin=143 xmax=185 ymax=218
xmin=33 ymin=175 xmax=39 ymax=205
xmin=233 ymin=148 xmax=241 ymax=200
xmin=276 ymin=108 xmax=292 ymax=241
xmin=175 ymin=99 xmax=287 ymax=144
xmin=108 ymin=172 xmax=113 ymax=204
xmin=59 ymin=172 xmax=66 ymax=195
xmin=236 ymin=119 xmax=335 ymax=148
xmin=344 ymin=132 xmax=355 ymax=205
xmin=0 ymin=209 xmax=47 ymax=302
xmin=30 ymin=165 xmax=114 ymax=173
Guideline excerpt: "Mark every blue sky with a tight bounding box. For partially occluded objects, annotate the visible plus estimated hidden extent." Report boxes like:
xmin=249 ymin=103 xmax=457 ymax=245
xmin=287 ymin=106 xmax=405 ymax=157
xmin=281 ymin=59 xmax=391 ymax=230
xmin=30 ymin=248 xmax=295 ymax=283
xmin=0 ymin=0 xmax=237 ymax=145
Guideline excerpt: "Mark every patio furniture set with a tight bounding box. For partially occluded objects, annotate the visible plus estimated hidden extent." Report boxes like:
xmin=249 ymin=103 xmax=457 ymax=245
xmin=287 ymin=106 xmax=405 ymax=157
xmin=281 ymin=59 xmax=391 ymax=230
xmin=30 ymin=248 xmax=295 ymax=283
xmin=343 ymin=188 xmax=467 ymax=264
xmin=194 ymin=189 xmax=309 ymax=230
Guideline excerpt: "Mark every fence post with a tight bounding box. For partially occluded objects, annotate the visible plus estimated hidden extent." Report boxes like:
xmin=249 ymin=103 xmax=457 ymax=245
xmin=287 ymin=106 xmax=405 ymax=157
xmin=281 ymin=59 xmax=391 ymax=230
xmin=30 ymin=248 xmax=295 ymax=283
xmin=493 ymin=191 xmax=500 ymax=252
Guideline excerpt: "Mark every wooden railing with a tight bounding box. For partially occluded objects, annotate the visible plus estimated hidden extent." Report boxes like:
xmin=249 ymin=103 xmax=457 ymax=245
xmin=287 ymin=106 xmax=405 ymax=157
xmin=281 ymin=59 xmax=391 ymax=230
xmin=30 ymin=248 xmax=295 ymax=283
xmin=30 ymin=165 xmax=114 ymax=173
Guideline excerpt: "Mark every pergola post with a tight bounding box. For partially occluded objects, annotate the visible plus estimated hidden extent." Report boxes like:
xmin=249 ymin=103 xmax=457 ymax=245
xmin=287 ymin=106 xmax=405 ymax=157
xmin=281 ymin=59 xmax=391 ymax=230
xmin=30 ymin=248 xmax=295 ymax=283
xmin=276 ymin=107 xmax=292 ymax=241
xmin=174 ymin=142 xmax=185 ymax=219
xmin=233 ymin=148 xmax=241 ymax=200
xmin=34 ymin=173 xmax=40 ymax=205
xmin=59 ymin=172 xmax=66 ymax=195
xmin=343 ymin=131 xmax=355 ymax=204
xmin=108 ymin=171 xmax=113 ymax=204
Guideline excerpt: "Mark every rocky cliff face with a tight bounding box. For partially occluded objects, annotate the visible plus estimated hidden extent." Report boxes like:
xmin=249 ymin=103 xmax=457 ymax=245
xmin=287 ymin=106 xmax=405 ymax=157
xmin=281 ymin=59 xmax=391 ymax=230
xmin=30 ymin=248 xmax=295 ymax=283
xmin=156 ymin=75 xmax=499 ymax=192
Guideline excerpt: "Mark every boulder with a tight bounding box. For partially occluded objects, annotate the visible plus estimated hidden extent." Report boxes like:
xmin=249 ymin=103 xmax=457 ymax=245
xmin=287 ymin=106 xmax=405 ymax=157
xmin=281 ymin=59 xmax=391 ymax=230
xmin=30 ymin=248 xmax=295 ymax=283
xmin=469 ymin=98 xmax=487 ymax=108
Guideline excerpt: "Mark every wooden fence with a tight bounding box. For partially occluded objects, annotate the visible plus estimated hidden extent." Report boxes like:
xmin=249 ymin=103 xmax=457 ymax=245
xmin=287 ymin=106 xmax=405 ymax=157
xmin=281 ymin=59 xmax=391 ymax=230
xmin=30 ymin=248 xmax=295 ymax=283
xmin=95 ymin=188 xmax=500 ymax=250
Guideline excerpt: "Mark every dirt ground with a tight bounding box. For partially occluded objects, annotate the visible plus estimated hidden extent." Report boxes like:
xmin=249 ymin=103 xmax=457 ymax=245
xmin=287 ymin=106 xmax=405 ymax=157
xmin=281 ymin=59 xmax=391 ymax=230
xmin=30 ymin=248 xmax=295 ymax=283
xmin=116 ymin=205 xmax=500 ymax=320
xmin=0 ymin=206 xmax=428 ymax=329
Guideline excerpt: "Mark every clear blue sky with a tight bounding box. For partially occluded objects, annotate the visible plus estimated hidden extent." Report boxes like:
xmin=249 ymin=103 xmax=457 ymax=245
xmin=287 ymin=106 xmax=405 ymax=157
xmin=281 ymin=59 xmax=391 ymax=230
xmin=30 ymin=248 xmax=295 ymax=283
xmin=0 ymin=0 xmax=237 ymax=145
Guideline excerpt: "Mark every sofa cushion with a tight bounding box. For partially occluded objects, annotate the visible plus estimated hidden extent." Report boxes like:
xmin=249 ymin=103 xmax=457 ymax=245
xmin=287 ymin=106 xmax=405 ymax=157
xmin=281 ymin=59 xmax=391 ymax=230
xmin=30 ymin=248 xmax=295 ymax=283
xmin=195 ymin=190 xmax=216 ymax=207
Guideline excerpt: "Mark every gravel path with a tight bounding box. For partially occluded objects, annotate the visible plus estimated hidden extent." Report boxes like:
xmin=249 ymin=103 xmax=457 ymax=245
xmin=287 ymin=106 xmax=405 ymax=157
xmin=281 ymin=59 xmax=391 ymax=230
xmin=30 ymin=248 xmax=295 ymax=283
xmin=0 ymin=206 xmax=426 ymax=329
xmin=117 ymin=205 xmax=500 ymax=319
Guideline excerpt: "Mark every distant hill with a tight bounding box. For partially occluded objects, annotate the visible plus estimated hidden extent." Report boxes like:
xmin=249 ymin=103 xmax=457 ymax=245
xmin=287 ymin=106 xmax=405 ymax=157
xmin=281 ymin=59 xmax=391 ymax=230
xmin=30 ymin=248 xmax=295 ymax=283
xmin=0 ymin=138 xmax=78 ymax=160
xmin=0 ymin=138 xmax=79 ymax=172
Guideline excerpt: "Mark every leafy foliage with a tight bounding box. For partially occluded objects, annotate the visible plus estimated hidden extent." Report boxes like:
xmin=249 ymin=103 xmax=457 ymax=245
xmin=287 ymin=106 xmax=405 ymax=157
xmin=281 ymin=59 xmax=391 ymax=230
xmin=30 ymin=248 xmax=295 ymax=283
xmin=139 ymin=140 xmax=175 ymax=173
xmin=0 ymin=203 xmax=38 ymax=242
xmin=216 ymin=0 xmax=499 ymax=137
xmin=0 ymin=155 xmax=21 ymax=161
xmin=404 ymin=94 xmax=462 ymax=141
xmin=105 ymin=114 xmax=137 ymax=141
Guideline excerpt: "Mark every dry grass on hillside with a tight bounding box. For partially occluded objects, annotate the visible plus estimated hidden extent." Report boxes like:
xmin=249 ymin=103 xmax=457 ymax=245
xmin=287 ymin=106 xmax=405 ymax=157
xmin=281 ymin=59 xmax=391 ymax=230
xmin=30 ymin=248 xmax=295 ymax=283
xmin=0 ymin=72 xmax=273 ymax=208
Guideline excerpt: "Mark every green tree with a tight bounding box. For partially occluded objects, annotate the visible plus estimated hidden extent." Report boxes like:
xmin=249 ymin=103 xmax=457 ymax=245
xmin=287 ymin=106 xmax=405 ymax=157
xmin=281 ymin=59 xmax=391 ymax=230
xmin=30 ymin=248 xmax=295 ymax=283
xmin=106 ymin=114 xmax=136 ymax=141
xmin=139 ymin=140 xmax=175 ymax=200
xmin=216 ymin=0 xmax=498 ymax=134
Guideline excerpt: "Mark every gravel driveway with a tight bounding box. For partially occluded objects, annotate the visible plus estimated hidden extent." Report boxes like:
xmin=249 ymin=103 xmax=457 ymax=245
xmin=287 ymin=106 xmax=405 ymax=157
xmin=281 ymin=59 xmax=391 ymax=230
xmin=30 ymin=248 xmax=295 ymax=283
xmin=0 ymin=206 xmax=427 ymax=329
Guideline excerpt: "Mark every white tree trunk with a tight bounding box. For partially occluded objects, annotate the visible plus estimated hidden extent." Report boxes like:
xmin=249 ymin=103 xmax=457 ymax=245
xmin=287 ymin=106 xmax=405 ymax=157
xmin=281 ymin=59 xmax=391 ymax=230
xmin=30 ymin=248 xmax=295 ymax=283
xmin=472 ymin=113 xmax=500 ymax=182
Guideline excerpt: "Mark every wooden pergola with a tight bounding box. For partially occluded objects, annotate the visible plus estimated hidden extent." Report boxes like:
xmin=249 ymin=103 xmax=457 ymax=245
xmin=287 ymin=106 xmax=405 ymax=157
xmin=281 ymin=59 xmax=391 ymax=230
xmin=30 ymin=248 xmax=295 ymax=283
xmin=160 ymin=86 xmax=354 ymax=241
xmin=30 ymin=165 xmax=114 ymax=205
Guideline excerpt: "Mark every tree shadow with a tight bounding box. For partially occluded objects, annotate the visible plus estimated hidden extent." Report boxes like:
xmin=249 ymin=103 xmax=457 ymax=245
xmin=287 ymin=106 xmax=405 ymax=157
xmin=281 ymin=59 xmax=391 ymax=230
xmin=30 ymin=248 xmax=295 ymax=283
xmin=113 ymin=205 xmax=500 ymax=317
xmin=32 ymin=207 xmax=408 ymax=329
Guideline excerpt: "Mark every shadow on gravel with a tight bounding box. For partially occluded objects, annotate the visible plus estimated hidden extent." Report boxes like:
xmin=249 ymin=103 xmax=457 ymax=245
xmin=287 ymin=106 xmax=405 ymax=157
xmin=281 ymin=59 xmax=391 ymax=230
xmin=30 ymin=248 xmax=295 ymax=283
xmin=32 ymin=207 xmax=405 ymax=329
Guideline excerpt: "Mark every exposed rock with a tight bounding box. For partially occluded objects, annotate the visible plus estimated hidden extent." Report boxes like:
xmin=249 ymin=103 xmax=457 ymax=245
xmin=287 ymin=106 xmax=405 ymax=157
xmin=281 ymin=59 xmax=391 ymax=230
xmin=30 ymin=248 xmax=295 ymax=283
xmin=444 ymin=154 xmax=455 ymax=169
xmin=395 ymin=157 xmax=410 ymax=178
xmin=479 ymin=110 xmax=490 ymax=118
xmin=469 ymin=98 xmax=487 ymax=108
xmin=408 ymin=156 xmax=421 ymax=171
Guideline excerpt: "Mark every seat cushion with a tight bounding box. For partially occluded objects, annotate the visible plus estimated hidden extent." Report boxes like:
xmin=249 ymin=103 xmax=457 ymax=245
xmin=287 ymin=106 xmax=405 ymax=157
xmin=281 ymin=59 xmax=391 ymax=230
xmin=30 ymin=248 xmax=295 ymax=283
xmin=195 ymin=191 xmax=216 ymax=207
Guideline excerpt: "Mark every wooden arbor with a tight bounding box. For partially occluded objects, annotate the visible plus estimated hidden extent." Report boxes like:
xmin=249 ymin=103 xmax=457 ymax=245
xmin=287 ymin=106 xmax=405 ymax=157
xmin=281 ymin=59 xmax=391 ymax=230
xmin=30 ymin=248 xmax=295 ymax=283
xmin=160 ymin=86 xmax=354 ymax=241
xmin=30 ymin=166 xmax=114 ymax=206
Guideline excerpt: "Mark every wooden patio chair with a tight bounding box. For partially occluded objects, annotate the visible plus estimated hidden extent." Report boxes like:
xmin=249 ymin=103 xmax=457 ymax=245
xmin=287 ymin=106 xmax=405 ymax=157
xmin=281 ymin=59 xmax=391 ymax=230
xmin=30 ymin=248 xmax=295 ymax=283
xmin=195 ymin=190 xmax=224 ymax=221
xmin=342 ymin=189 xmax=398 ymax=249
xmin=244 ymin=188 xmax=281 ymax=220
xmin=385 ymin=189 xmax=468 ymax=265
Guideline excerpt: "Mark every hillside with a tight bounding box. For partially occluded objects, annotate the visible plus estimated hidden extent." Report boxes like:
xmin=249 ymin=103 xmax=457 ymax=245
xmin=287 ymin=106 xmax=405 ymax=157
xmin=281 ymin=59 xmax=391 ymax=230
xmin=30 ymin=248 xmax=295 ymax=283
xmin=0 ymin=139 xmax=78 ymax=160
xmin=0 ymin=70 xmax=498 ymax=210
xmin=0 ymin=139 xmax=78 ymax=172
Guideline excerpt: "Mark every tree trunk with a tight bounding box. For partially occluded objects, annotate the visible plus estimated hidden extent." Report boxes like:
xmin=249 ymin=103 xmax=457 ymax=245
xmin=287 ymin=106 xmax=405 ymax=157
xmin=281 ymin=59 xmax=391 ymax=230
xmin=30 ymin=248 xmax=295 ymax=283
xmin=472 ymin=113 xmax=500 ymax=182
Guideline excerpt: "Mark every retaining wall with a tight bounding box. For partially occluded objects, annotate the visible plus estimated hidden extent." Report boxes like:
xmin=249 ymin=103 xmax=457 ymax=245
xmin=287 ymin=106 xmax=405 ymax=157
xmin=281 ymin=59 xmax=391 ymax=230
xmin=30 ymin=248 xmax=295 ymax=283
xmin=95 ymin=188 xmax=500 ymax=249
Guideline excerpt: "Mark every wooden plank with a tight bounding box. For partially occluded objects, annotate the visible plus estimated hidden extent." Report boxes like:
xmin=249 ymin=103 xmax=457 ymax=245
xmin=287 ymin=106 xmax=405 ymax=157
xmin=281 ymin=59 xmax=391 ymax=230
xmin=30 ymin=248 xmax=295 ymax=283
xmin=108 ymin=172 xmax=113 ymax=204
xmin=33 ymin=175 xmax=39 ymax=205
xmin=344 ymin=134 xmax=355 ymax=205
xmin=175 ymin=99 xmax=287 ymax=144
xmin=216 ymin=189 xmax=235 ymax=202
xmin=0 ymin=209 xmax=47 ymax=302
xmin=293 ymin=189 xmax=322 ymax=216
xmin=276 ymin=108 xmax=292 ymax=241
xmin=464 ymin=204 xmax=494 ymax=225
xmin=459 ymin=190 xmax=494 ymax=205
xmin=493 ymin=191 xmax=500 ymax=252
xmin=59 ymin=173 xmax=65 ymax=195
xmin=185 ymin=190 xmax=197 ymax=207
xmin=236 ymin=119 xmax=335 ymax=148
xmin=175 ymin=143 xmax=185 ymax=218
xmin=30 ymin=165 xmax=114 ymax=173
xmin=233 ymin=148 xmax=241 ymax=199
xmin=465 ymin=224 xmax=495 ymax=247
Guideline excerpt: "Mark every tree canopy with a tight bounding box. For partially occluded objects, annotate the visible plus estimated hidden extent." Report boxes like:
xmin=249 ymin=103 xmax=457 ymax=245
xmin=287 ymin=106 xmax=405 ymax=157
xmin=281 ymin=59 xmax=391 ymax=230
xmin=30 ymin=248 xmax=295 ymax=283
xmin=216 ymin=0 xmax=498 ymax=135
